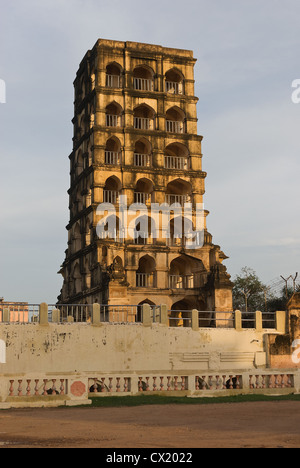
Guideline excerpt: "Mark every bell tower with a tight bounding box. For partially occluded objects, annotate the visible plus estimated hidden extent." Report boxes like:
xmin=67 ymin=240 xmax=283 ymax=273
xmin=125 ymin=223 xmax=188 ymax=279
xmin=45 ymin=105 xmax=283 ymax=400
xmin=58 ymin=39 xmax=233 ymax=317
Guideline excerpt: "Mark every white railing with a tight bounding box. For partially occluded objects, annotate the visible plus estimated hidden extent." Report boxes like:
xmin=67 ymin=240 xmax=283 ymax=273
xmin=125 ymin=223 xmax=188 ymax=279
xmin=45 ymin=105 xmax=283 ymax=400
xmin=164 ymin=156 xmax=189 ymax=170
xmin=106 ymin=74 xmax=121 ymax=88
xmin=169 ymin=275 xmax=194 ymax=289
xmin=134 ymin=153 xmax=151 ymax=167
xmin=105 ymin=151 xmax=121 ymax=165
xmin=136 ymin=273 xmax=154 ymax=288
xmin=165 ymin=81 xmax=183 ymax=94
xmin=166 ymin=120 xmax=184 ymax=133
xmin=106 ymin=114 xmax=120 ymax=127
xmin=165 ymin=194 xmax=191 ymax=206
xmin=134 ymin=117 xmax=153 ymax=130
xmin=133 ymin=78 xmax=153 ymax=91
xmin=103 ymin=190 xmax=119 ymax=204
xmin=134 ymin=192 xmax=151 ymax=204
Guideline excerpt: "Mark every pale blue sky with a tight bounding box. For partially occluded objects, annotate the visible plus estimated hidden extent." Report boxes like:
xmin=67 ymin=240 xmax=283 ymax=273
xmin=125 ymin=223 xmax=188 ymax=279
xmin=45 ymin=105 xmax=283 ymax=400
xmin=0 ymin=0 xmax=300 ymax=302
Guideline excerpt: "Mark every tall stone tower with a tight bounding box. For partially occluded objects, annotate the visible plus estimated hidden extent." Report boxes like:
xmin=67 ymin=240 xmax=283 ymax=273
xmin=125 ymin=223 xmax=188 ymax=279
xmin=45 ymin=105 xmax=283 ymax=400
xmin=58 ymin=39 xmax=233 ymax=316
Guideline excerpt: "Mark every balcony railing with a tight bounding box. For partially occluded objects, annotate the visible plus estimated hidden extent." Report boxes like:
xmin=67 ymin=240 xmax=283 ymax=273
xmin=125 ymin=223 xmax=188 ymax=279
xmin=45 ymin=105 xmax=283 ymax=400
xmin=166 ymin=120 xmax=184 ymax=133
xmin=134 ymin=153 xmax=151 ymax=167
xmin=106 ymin=74 xmax=122 ymax=88
xmin=106 ymin=114 xmax=121 ymax=127
xmin=136 ymin=273 xmax=154 ymax=288
xmin=103 ymin=190 xmax=119 ymax=204
xmin=134 ymin=192 xmax=151 ymax=205
xmin=165 ymin=81 xmax=183 ymax=95
xmin=133 ymin=78 xmax=153 ymax=91
xmin=134 ymin=117 xmax=153 ymax=130
xmin=164 ymin=156 xmax=189 ymax=170
xmin=169 ymin=275 xmax=195 ymax=289
xmin=105 ymin=151 xmax=121 ymax=165
xmin=165 ymin=194 xmax=191 ymax=206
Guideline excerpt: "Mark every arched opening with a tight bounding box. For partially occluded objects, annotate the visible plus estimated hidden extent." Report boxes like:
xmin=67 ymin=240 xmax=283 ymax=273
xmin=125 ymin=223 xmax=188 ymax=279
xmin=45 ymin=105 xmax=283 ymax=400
xmin=165 ymin=68 xmax=184 ymax=95
xmin=133 ymin=65 xmax=154 ymax=91
xmin=134 ymin=138 xmax=152 ymax=167
xmin=105 ymin=101 xmax=123 ymax=127
xmin=105 ymin=137 xmax=122 ymax=165
xmin=166 ymin=106 xmax=186 ymax=133
xmin=137 ymin=299 xmax=156 ymax=323
xmin=166 ymin=179 xmax=192 ymax=206
xmin=76 ymin=150 xmax=84 ymax=176
xmin=169 ymin=255 xmax=195 ymax=289
xmin=73 ymin=223 xmax=81 ymax=253
xmin=134 ymin=178 xmax=154 ymax=205
xmin=169 ymin=297 xmax=207 ymax=327
xmin=167 ymin=216 xmax=194 ymax=247
xmin=103 ymin=176 xmax=122 ymax=204
xmin=73 ymin=263 xmax=82 ymax=295
xmin=165 ymin=143 xmax=189 ymax=170
xmin=134 ymin=104 xmax=155 ymax=130
xmin=98 ymin=215 xmax=121 ymax=241
xmin=136 ymin=255 xmax=156 ymax=288
xmin=106 ymin=62 xmax=122 ymax=88
xmin=133 ymin=215 xmax=156 ymax=245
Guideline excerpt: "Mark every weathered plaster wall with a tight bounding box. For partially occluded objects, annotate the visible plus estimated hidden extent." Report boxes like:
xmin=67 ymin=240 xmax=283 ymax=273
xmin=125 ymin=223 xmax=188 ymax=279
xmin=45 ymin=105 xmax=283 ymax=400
xmin=0 ymin=322 xmax=278 ymax=376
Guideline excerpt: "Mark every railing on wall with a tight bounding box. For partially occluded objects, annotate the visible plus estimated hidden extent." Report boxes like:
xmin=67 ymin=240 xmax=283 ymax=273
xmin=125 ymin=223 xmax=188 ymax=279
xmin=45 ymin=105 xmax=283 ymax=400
xmin=0 ymin=303 xmax=280 ymax=331
xmin=3 ymin=371 xmax=296 ymax=403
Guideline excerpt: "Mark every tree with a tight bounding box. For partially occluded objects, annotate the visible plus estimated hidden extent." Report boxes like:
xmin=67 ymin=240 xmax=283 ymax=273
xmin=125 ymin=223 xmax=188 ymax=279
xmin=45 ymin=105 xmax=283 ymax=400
xmin=232 ymin=267 xmax=267 ymax=312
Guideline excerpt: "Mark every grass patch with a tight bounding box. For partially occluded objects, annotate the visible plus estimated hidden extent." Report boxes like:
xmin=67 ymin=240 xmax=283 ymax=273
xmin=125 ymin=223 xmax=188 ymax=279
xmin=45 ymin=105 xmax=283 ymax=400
xmin=89 ymin=393 xmax=300 ymax=408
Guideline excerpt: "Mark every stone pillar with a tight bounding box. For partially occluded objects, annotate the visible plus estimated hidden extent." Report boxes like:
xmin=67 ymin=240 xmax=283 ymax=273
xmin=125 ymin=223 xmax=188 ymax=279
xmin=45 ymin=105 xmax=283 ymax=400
xmin=39 ymin=303 xmax=49 ymax=325
xmin=51 ymin=308 xmax=60 ymax=323
xmin=160 ymin=304 xmax=168 ymax=326
xmin=235 ymin=310 xmax=242 ymax=331
xmin=255 ymin=311 xmax=263 ymax=332
xmin=276 ymin=311 xmax=286 ymax=334
xmin=92 ymin=303 xmax=101 ymax=325
xmin=142 ymin=303 xmax=152 ymax=327
xmin=192 ymin=309 xmax=199 ymax=331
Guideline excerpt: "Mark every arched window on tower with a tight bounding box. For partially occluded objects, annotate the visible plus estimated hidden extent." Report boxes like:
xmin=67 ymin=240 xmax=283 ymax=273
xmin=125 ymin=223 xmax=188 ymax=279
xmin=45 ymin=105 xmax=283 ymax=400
xmin=103 ymin=176 xmax=122 ymax=204
xmin=133 ymin=65 xmax=154 ymax=91
xmin=166 ymin=106 xmax=186 ymax=134
xmin=105 ymin=102 xmax=123 ymax=127
xmin=106 ymin=62 xmax=123 ymax=88
xmin=165 ymin=68 xmax=184 ymax=95
xmin=164 ymin=143 xmax=190 ymax=170
xmin=166 ymin=179 xmax=192 ymax=206
xmin=134 ymin=138 xmax=152 ymax=167
xmin=136 ymin=255 xmax=156 ymax=288
xmin=134 ymin=104 xmax=156 ymax=130
xmin=105 ymin=137 xmax=122 ymax=166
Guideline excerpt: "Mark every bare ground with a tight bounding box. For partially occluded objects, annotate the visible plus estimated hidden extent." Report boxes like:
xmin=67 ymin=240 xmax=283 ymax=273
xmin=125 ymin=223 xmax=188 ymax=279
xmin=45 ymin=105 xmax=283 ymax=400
xmin=0 ymin=401 xmax=299 ymax=448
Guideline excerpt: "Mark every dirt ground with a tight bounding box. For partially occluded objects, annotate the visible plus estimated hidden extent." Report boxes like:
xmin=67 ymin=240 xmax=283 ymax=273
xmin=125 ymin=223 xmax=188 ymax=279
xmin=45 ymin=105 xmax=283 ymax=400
xmin=0 ymin=401 xmax=299 ymax=448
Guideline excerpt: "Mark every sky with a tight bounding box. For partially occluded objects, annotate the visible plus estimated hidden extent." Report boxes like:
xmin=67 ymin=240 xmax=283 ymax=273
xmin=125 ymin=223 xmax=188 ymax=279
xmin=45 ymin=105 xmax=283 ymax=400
xmin=0 ymin=0 xmax=299 ymax=303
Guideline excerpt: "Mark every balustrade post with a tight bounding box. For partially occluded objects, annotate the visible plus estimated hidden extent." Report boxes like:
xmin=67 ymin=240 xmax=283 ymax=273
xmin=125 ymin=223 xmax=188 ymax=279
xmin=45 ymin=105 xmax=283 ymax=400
xmin=39 ymin=303 xmax=49 ymax=325
xmin=160 ymin=304 xmax=168 ymax=326
xmin=192 ymin=309 xmax=199 ymax=331
xmin=235 ymin=310 xmax=242 ymax=331
xmin=142 ymin=304 xmax=152 ymax=327
xmin=51 ymin=308 xmax=60 ymax=323
xmin=255 ymin=311 xmax=263 ymax=332
xmin=92 ymin=303 xmax=101 ymax=325
xmin=276 ymin=311 xmax=286 ymax=333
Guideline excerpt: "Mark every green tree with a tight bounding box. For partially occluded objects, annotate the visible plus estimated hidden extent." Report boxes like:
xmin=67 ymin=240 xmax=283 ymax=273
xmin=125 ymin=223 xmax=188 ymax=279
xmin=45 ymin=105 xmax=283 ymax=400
xmin=233 ymin=267 xmax=267 ymax=312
